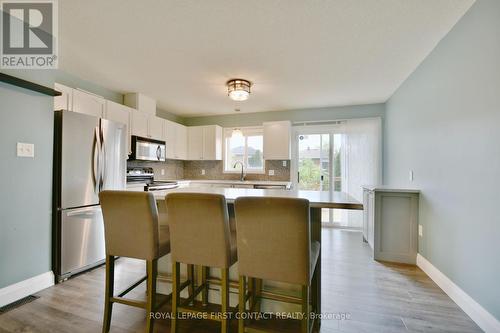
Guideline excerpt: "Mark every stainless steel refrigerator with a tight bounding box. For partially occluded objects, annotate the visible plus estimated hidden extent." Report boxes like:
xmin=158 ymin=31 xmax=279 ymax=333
xmin=53 ymin=110 xmax=127 ymax=282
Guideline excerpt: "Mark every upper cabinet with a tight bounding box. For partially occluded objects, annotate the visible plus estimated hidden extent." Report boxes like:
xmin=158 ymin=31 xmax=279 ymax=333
xmin=124 ymin=93 xmax=156 ymax=115
xmin=104 ymin=101 xmax=133 ymax=154
xmin=130 ymin=108 xmax=149 ymax=138
xmin=72 ymin=89 xmax=106 ymax=118
xmin=187 ymin=125 xmax=222 ymax=160
xmin=130 ymin=110 xmax=165 ymax=141
xmin=263 ymin=121 xmax=291 ymax=160
xmin=148 ymin=116 xmax=164 ymax=140
xmin=164 ymin=120 xmax=187 ymax=160
xmin=54 ymin=83 xmax=73 ymax=111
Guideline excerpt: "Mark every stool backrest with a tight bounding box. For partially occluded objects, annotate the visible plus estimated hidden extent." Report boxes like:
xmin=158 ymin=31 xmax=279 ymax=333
xmin=99 ymin=191 xmax=159 ymax=260
xmin=234 ymin=196 xmax=311 ymax=285
xmin=166 ymin=193 xmax=231 ymax=268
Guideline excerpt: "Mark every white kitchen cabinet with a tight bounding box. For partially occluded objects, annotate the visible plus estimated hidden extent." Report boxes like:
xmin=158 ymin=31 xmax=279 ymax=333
xmin=148 ymin=116 xmax=164 ymax=141
xmin=72 ymin=89 xmax=105 ymax=118
xmin=130 ymin=108 xmax=149 ymax=138
xmin=54 ymin=83 xmax=73 ymax=111
xmin=175 ymin=124 xmax=187 ymax=160
xmin=124 ymin=93 xmax=156 ymax=115
xmin=362 ymin=186 xmax=420 ymax=264
xmin=187 ymin=125 xmax=222 ymax=160
xmin=203 ymin=125 xmax=222 ymax=160
xmin=105 ymin=101 xmax=132 ymax=154
xmin=187 ymin=126 xmax=204 ymax=160
xmin=263 ymin=121 xmax=291 ymax=160
xmin=165 ymin=120 xmax=187 ymax=160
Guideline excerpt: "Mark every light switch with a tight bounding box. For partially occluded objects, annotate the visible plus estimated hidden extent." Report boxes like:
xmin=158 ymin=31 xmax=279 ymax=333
xmin=161 ymin=169 xmax=165 ymax=176
xmin=17 ymin=142 xmax=34 ymax=158
xmin=282 ymin=160 xmax=287 ymax=167
xmin=201 ymin=169 xmax=206 ymax=175
xmin=268 ymin=170 xmax=275 ymax=176
xmin=418 ymin=224 xmax=423 ymax=237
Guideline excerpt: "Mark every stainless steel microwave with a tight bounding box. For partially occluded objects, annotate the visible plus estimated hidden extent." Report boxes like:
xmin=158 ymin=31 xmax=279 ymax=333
xmin=129 ymin=136 xmax=166 ymax=162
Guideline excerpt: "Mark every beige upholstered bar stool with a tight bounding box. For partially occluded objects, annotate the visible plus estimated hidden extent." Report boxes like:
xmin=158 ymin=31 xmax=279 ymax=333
xmin=99 ymin=191 xmax=171 ymax=333
xmin=166 ymin=192 xmax=237 ymax=333
xmin=234 ymin=197 xmax=320 ymax=333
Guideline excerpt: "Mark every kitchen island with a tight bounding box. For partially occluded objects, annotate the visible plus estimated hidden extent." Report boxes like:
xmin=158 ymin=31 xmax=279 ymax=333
xmin=153 ymin=187 xmax=363 ymax=331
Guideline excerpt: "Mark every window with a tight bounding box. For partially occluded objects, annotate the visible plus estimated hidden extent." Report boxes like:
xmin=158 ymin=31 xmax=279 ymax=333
xmin=224 ymin=127 xmax=264 ymax=173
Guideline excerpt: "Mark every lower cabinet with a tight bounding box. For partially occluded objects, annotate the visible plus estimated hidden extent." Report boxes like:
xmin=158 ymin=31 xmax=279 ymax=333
xmin=363 ymin=187 xmax=420 ymax=264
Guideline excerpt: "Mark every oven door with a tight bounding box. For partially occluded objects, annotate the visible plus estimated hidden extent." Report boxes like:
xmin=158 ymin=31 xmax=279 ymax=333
xmin=130 ymin=136 xmax=166 ymax=161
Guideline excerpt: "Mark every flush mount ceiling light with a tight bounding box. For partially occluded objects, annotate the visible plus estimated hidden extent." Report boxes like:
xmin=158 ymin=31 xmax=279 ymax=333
xmin=227 ymin=79 xmax=251 ymax=101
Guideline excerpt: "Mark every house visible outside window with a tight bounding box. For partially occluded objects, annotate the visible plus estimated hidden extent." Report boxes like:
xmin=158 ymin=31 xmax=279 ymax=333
xmin=224 ymin=127 xmax=264 ymax=173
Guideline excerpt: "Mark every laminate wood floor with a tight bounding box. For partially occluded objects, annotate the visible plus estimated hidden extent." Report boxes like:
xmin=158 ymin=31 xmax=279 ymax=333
xmin=0 ymin=229 xmax=482 ymax=333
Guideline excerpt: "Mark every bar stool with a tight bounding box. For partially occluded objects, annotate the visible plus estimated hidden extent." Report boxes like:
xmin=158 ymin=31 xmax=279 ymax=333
xmin=99 ymin=191 xmax=171 ymax=333
xmin=166 ymin=192 xmax=237 ymax=333
xmin=234 ymin=197 xmax=320 ymax=333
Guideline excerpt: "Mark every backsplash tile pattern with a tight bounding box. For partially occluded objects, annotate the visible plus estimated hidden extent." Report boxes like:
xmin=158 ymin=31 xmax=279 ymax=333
xmin=127 ymin=160 xmax=184 ymax=180
xmin=127 ymin=160 xmax=290 ymax=181
xmin=183 ymin=160 xmax=290 ymax=181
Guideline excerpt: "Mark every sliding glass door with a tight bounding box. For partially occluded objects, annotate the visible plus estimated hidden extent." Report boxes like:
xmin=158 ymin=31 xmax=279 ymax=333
xmin=292 ymin=118 xmax=382 ymax=229
xmin=295 ymin=127 xmax=347 ymax=226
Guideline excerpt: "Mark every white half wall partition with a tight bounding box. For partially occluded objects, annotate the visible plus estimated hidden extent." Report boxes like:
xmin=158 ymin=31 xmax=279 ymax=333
xmin=343 ymin=117 xmax=383 ymax=228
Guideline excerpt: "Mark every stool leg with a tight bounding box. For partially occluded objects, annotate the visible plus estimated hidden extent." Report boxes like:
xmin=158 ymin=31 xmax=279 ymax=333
xmin=145 ymin=259 xmax=157 ymax=333
xmin=254 ymin=278 xmax=263 ymax=315
xmin=201 ymin=266 xmax=209 ymax=306
xmin=301 ymin=285 xmax=310 ymax=333
xmin=102 ymin=255 xmax=115 ymax=333
xmin=238 ymin=275 xmax=246 ymax=333
xmin=221 ymin=268 xmax=229 ymax=333
xmin=171 ymin=261 xmax=180 ymax=333
xmin=187 ymin=264 xmax=195 ymax=304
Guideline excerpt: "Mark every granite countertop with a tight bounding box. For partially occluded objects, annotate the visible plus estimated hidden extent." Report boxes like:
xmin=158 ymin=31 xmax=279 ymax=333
xmin=153 ymin=186 xmax=363 ymax=210
xmin=362 ymin=185 xmax=420 ymax=193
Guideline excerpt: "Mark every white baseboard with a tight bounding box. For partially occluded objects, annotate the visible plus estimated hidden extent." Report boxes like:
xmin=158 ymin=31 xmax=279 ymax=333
xmin=417 ymin=254 xmax=500 ymax=333
xmin=0 ymin=271 xmax=54 ymax=307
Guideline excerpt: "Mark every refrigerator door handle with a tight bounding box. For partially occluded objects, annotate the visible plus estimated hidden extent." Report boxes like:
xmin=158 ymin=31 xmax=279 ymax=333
xmin=92 ymin=128 xmax=101 ymax=195
xmin=95 ymin=126 xmax=104 ymax=193
xmin=99 ymin=123 xmax=106 ymax=192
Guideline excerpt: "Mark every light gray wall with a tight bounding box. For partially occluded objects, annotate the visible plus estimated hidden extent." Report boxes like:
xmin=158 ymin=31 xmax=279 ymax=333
xmin=184 ymin=104 xmax=385 ymax=127
xmin=0 ymin=69 xmax=121 ymax=288
xmin=384 ymin=0 xmax=500 ymax=320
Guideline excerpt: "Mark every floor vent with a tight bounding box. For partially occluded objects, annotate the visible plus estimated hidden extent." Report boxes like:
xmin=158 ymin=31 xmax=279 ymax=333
xmin=0 ymin=295 xmax=40 ymax=314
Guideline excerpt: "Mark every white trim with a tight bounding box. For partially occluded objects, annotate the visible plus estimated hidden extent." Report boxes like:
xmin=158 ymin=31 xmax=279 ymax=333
xmin=417 ymin=254 xmax=500 ymax=333
xmin=0 ymin=271 xmax=54 ymax=307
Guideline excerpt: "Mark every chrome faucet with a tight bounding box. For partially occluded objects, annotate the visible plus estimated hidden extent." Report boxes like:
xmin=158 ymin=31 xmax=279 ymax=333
xmin=233 ymin=161 xmax=246 ymax=181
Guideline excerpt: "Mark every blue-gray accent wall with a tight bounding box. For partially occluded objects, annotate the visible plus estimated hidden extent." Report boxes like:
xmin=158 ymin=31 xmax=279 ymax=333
xmin=384 ymin=0 xmax=500 ymax=320
xmin=0 ymin=69 xmax=121 ymax=288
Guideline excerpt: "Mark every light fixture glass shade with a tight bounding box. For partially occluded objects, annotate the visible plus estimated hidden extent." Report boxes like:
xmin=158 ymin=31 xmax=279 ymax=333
xmin=227 ymin=79 xmax=251 ymax=101
xmin=231 ymin=128 xmax=243 ymax=138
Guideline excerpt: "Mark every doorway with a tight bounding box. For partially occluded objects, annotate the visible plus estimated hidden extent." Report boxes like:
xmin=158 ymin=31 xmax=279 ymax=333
xmin=293 ymin=125 xmax=347 ymax=226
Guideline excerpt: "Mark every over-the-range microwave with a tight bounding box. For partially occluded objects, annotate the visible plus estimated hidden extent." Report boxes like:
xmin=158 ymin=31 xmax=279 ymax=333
xmin=129 ymin=135 xmax=166 ymax=162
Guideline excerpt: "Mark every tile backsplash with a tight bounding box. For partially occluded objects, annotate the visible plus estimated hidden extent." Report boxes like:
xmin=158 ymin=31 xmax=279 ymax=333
xmin=183 ymin=160 xmax=290 ymax=181
xmin=127 ymin=160 xmax=290 ymax=181
xmin=127 ymin=160 xmax=184 ymax=180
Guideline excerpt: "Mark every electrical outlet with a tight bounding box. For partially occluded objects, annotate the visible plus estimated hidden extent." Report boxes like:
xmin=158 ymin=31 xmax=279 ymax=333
xmin=418 ymin=224 xmax=423 ymax=237
xmin=17 ymin=142 xmax=34 ymax=158
xmin=201 ymin=169 xmax=205 ymax=175
xmin=161 ymin=169 xmax=165 ymax=176
xmin=282 ymin=160 xmax=287 ymax=167
xmin=268 ymin=169 xmax=275 ymax=176
xmin=409 ymin=170 xmax=414 ymax=182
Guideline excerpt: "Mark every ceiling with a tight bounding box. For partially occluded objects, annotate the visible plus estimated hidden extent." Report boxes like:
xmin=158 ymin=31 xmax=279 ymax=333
xmin=59 ymin=0 xmax=474 ymax=117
